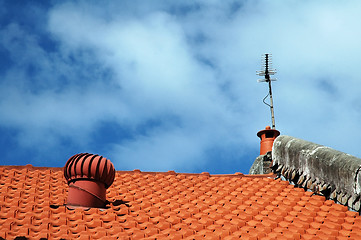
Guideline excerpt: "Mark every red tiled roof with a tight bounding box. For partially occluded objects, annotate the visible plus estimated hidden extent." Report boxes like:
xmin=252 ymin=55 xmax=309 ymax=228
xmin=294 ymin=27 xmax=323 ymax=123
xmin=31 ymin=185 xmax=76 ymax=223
xmin=1 ymin=165 xmax=361 ymax=239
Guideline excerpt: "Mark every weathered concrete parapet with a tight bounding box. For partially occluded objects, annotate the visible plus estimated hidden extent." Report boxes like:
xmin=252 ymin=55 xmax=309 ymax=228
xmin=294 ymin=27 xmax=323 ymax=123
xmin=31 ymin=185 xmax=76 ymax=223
xmin=272 ymin=135 xmax=361 ymax=211
xmin=249 ymin=151 xmax=272 ymax=174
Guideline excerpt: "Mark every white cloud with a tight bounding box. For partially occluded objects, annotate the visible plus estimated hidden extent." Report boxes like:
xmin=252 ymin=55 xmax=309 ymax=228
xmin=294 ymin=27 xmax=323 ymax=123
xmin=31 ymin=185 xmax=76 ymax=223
xmin=45 ymin=2 xmax=250 ymax=172
xmin=1 ymin=1 xmax=361 ymax=172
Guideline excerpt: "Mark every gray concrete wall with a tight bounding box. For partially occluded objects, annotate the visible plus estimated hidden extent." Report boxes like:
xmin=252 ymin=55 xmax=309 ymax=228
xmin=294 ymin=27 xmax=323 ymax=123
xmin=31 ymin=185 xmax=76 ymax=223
xmin=272 ymin=135 xmax=361 ymax=211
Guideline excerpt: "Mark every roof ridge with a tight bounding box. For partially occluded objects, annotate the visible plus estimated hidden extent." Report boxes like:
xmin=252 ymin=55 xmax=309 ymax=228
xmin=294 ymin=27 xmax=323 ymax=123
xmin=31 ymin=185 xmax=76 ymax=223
xmin=0 ymin=165 xmax=274 ymax=178
xmin=0 ymin=164 xmax=63 ymax=171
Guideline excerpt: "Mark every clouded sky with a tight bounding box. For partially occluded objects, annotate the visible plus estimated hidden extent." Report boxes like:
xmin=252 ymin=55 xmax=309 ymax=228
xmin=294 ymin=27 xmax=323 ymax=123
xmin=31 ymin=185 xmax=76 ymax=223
xmin=1 ymin=0 xmax=361 ymax=174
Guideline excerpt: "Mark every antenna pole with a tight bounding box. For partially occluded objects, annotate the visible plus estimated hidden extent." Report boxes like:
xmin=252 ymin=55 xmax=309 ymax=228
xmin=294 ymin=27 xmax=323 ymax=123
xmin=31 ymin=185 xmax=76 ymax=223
xmin=257 ymin=53 xmax=277 ymax=129
xmin=268 ymin=77 xmax=276 ymax=129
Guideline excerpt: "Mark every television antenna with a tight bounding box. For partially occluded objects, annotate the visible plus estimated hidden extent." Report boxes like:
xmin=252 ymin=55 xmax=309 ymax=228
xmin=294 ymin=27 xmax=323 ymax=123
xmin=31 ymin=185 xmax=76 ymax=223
xmin=257 ymin=53 xmax=277 ymax=129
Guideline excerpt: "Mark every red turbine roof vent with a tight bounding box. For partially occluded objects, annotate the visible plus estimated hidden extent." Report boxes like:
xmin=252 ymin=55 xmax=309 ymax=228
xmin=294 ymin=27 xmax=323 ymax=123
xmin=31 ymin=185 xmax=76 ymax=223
xmin=64 ymin=153 xmax=115 ymax=208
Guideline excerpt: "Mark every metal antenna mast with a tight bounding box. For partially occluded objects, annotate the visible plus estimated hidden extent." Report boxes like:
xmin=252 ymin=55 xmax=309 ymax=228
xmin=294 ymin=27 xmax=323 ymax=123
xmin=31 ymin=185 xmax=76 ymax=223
xmin=257 ymin=54 xmax=277 ymax=129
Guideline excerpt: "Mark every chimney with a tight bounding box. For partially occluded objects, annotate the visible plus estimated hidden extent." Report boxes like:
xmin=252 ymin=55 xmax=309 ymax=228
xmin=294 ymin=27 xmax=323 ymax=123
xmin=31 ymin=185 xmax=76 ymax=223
xmin=257 ymin=126 xmax=280 ymax=155
xmin=64 ymin=153 xmax=115 ymax=208
xmin=249 ymin=126 xmax=280 ymax=174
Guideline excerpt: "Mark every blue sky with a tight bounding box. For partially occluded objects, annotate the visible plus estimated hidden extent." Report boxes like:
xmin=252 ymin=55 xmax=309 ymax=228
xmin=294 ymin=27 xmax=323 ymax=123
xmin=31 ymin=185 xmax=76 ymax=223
xmin=1 ymin=0 xmax=361 ymax=174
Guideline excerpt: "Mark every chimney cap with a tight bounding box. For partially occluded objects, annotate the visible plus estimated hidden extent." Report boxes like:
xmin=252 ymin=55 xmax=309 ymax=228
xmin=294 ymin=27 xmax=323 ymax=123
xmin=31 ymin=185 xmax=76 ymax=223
xmin=257 ymin=126 xmax=280 ymax=138
xmin=64 ymin=153 xmax=115 ymax=188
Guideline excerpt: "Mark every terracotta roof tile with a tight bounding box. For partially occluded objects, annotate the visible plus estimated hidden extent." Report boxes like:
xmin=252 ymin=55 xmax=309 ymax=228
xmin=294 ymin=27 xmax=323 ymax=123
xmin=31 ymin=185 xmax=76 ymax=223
xmin=1 ymin=165 xmax=361 ymax=239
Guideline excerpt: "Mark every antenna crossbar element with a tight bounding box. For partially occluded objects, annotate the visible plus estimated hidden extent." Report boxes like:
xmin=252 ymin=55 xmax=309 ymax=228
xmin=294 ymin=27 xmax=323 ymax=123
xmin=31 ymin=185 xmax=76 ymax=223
xmin=257 ymin=53 xmax=277 ymax=129
xmin=257 ymin=79 xmax=276 ymax=82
